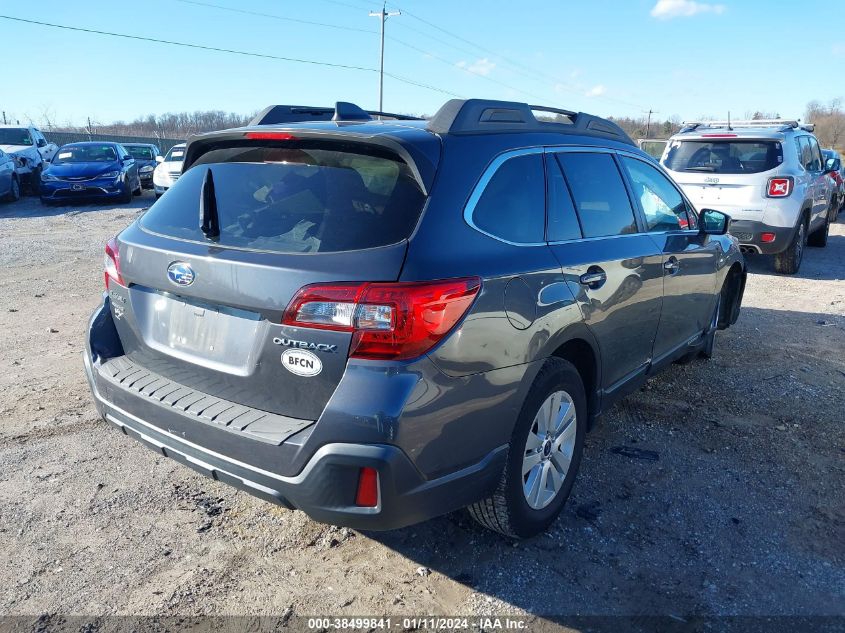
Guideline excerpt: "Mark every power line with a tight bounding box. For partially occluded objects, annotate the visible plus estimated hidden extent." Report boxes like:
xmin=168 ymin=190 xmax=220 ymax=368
xmin=176 ymin=0 xmax=377 ymax=34
xmin=384 ymin=1 xmax=646 ymax=110
xmin=0 ymin=14 xmax=462 ymax=99
xmin=173 ymin=0 xmax=553 ymax=105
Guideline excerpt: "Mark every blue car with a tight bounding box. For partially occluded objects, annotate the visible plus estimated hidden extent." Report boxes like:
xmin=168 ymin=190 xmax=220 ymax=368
xmin=40 ymin=141 xmax=141 ymax=205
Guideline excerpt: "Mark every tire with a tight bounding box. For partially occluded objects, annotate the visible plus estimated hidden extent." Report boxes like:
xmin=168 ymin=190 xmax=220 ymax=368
xmin=155 ymin=192 xmax=162 ymax=199
xmin=773 ymin=219 xmax=806 ymax=274
xmin=28 ymin=167 xmax=41 ymax=196
xmin=467 ymin=357 xmax=586 ymax=539
xmin=120 ymin=179 xmax=133 ymax=204
xmin=807 ymin=212 xmax=830 ymax=247
xmin=4 ymin=176 xmax=20 ymax=202
xmin=132 ymin=176 xmax=142 ymax=196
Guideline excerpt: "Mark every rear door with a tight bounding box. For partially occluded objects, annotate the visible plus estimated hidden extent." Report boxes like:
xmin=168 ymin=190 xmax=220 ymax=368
xmin=109 ymin=140 xmax=430 ymax=421
xmin=805 ymin=136 xmax=830 ymax=227
xmin=619 ymin=155 xmax=720 ymax=362
xmin=547 ymin=149 xmax=664 ymax=395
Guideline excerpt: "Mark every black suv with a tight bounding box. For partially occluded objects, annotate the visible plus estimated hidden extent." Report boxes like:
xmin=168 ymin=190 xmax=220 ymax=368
xmin=84 ymin=99 xmax=746 ymax=538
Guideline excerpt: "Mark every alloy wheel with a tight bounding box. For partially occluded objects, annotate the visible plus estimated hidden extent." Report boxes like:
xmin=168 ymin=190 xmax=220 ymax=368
xmin=522 ymin=390 xmax=577 ymax=510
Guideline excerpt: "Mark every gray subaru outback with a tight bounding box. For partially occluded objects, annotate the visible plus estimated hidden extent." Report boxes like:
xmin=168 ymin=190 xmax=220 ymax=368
xmin=84 ymin=99 xmax=746 ymax=538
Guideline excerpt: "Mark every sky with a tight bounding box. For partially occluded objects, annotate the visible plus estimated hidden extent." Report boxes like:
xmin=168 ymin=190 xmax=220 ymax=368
xmin=2 ymin=0 xmax=844 ymax=127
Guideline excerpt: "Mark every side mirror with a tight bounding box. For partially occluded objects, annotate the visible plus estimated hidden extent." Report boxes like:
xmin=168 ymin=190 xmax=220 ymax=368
xmin=824 ymin=158 xmax=837 ymax=173
xmin=699 ymin=209 xmax=731 ymax=235
xmin=36 ymin=138 xmax=46 ymax=148
xmin=123 ymin=155 xmax=134 ymax=162
xmin=155 ymin=155 xmax=164 ymax=163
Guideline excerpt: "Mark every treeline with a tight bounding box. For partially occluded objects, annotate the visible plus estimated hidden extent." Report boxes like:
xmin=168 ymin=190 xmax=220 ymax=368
xmin=11 ymin=99 xmax=845 ymax=149
xmin=56 ymin=111 xmax=255 ymax=140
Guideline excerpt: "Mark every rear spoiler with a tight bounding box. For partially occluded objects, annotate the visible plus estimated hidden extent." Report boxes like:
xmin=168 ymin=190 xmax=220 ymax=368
xmin=181 ymin=127 xmax=439 ymax=195
xmin=250 ymin=102 xmax=423 ymax=126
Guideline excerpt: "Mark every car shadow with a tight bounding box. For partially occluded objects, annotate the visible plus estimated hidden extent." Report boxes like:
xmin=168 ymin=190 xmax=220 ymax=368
xmin=358 ymin=306 xmax=844 ymax=623
xmin=743 ymin=233 xmax=845 ymax=281
xmin=0 ymin=192 xmax=153 ymax=219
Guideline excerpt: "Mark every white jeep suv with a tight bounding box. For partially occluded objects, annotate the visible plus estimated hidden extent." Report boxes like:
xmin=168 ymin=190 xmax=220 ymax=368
xmin=661 ymin=120 xmax=835 ymax=274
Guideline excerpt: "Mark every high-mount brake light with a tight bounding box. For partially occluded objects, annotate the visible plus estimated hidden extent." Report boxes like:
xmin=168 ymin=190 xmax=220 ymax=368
xmin=767 ymin=177 xmax=793 ymax=198
xmin=103 ymin=237 xmax=124 ymax=290
xmin=701 ymin=133 xmax=738 ymax=138
xmin=244 ymin=132 xmax=298 ymax=141
xmin=282 ymin=278 xmax=482 ymax=361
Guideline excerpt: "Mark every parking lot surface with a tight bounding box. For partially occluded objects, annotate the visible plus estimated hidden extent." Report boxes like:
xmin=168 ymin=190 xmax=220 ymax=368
xmin=0 ymin=194 xmax=843 ymax=622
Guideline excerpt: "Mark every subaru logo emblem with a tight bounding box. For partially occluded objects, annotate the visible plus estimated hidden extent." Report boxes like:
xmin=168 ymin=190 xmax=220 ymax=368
xmin=167 ymin=262 xmax=195 ymax=286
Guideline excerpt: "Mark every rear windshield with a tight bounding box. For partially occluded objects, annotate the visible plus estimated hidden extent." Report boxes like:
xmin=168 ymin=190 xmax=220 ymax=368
xmin=125 ymin=145 xmax=154 ymax=160
xmin=139 ymin=143 xmax=426 ymax=254
xmin=664 ymin=140 xmax=783 ymax=174
xmin=164 ymin=146 xmax=185 ymax=162
xmin=0 ymin=128 xmax=31 ymax=146
xmin=53 ymin=145 xmax=117 ymax=164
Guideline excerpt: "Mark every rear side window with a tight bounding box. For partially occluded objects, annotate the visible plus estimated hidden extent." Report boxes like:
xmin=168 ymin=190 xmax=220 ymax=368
xmin=556 ymin=153 xmax=637 ymax=238
xmin=140 ymin=143 xmax=426 ymax=254
xmin=664 ymin=140 xmax=783 ymax=174
xmin=621 ymin=157 xmax=692 ymax=231
xmin=471 ymin=153 xmax=545 ymax=244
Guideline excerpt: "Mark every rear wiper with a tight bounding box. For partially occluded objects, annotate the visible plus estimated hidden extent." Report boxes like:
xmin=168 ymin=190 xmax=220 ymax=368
xmin=199 ymin=168 xmax=220 ymax=239
xmin=684 ymin=166 xmax=718 ymax=172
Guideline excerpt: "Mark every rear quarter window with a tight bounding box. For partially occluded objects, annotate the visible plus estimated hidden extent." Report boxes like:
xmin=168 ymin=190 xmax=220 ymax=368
xmin=469 ymin=153 xmax=545 ymax=244
xmin=140 ymin=143 xmax=426 ymax=254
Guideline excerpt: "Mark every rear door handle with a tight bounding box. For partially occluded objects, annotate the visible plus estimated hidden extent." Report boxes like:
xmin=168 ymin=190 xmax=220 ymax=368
xmin=663 ymin=257 xmax=680 ymax=275
xmin=579 ymin=269 xmax=607 ymax=289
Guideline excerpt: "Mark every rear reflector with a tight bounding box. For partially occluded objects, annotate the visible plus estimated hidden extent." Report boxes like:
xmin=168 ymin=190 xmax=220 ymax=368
xmin=244 ymin=132 xmax=298 ymax=141
xmin=355 ymin=467 xmax=379 ymax=507
xmin=760 ymin=232 xmax=776 ymax=243
xmin=283 ymin=277 xmax=481 ymax=360
xmin=103 ymin=237 xmax=124 ymax=290
xmin=767 ymin=177 xmax=793 ymax=198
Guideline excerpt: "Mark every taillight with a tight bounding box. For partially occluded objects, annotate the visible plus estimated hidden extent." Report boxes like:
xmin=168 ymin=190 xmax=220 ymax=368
xmin=767 ymin=177 xmax=793 ymax=198
xmin=760 ymin=232 xmax=776 ymax=243
xmin=103 ymin=237 xmax=124 ymax=290
xmin=283 ymin=277 xmax=481 ymax=361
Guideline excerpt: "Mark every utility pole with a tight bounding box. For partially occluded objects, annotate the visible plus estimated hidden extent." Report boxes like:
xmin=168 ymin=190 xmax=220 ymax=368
xmin=369 ymin=2 xmax=400 ymax=113
xmin=645 ymin=109 xmax=658 ymax=139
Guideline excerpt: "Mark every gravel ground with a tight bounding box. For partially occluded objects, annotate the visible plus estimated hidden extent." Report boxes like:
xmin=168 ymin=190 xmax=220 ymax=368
xmin=0 ymin=193 xmax=843 ymax=626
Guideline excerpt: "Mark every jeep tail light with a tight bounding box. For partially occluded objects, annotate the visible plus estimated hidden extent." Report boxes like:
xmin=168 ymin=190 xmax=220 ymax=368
xmin=355 ymin=467 xmax=379 ymax=507
xmin=761 ymin=232 xmax=776 ymax=243
xmin=283 ymin=277 xmax=482 ymax=360
xmin=104 ymin=237 xmax=124 ymax=290
xmin=767 ymin=177 xmax=793 ymax=198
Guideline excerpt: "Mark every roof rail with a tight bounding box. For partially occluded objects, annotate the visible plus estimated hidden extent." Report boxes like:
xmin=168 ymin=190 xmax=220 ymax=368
xmin=426 ymin=99 xmax=634 ymax=145
xmin=249 ymin=102 xmax=423 ymax=126
xmin=681 ymin=119 xmax=815 ymax=133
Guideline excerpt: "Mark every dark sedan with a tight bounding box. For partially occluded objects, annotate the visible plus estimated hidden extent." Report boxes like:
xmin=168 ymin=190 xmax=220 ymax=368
xmin=40 ymin=142 xmax=141 ymax=205
xmin=122 ymin=143 xmax=160 ymax=189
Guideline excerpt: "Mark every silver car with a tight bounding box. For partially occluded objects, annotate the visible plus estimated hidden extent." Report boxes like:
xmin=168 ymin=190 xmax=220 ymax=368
xmin=661 ymin=119 xmax=835 ymax=274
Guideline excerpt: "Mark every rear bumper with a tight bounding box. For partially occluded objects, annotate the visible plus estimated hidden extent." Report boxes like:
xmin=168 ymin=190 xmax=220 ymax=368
xmin=83 ymin=301 xmax=509 ymax=530
xmin=729 ymin=219 xmax=796 ymax=255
